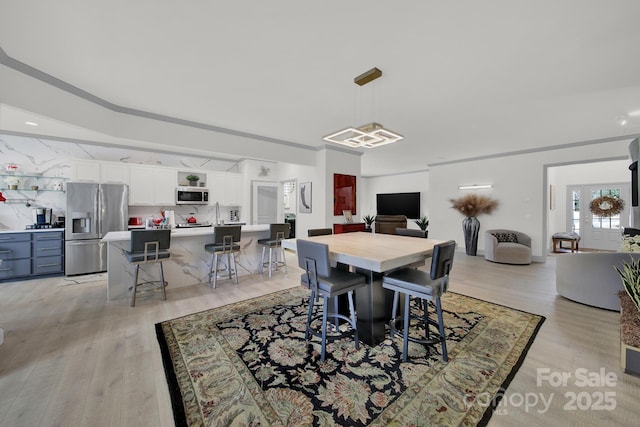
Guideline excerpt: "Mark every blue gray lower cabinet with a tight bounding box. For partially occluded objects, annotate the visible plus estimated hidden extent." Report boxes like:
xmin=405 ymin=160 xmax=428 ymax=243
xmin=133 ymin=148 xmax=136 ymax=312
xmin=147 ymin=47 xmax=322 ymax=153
xmin=0 ymin=231 xmax=64 ymax=280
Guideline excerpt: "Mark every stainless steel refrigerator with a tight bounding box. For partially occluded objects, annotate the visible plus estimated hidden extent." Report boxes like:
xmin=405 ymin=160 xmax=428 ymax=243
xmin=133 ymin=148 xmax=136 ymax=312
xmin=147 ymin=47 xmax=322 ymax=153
xmin=65 ymin=182 xmax=129 ymax=275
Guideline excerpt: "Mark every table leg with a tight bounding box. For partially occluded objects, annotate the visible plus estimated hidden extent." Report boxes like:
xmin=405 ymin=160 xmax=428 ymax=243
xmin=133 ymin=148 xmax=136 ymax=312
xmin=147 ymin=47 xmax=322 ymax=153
xmin=354 ymin=267 xmax=404 ymax=346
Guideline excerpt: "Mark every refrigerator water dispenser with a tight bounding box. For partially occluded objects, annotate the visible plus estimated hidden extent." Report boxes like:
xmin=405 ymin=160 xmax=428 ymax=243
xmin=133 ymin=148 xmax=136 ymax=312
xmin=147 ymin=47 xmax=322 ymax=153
xmin=72 ymin=214 xmax=92 ymax=234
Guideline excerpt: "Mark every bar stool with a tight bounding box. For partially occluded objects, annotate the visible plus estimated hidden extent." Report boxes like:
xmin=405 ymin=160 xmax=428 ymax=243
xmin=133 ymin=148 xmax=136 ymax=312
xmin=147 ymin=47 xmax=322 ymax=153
xmin=258 ymin=223 xmax=290 ymax=278
xmin=382 ymin=240 xmax=456 ymax=362
xmin=204 ymin=225 xmax=241 ymax=288
xmin=297 ymin=239 xmax=367 ymax=361
xmin=126 ymin=229 xmax=171 ymax=307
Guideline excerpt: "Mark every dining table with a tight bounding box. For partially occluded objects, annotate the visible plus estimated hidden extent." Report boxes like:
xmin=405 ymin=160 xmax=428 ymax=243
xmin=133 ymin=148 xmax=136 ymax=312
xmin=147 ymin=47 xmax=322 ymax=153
xmin=282 ymin=232 xmax=443 ymax=346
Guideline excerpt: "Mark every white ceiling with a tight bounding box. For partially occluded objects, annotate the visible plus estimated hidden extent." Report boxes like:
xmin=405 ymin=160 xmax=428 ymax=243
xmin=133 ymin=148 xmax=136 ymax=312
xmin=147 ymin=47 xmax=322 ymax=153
xmin=1 ymin=1 xmax=640 ymax=175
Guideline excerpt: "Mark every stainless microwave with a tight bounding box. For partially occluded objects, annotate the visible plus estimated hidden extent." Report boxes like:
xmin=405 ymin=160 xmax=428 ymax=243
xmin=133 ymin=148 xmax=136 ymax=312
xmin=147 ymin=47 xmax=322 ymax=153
xmin=176 ymin=186 xmax=209 ymax=205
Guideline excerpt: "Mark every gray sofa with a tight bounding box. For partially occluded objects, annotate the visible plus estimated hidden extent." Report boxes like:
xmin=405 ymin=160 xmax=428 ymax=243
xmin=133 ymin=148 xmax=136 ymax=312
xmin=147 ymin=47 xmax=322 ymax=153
xmin=556 ymin=252 xmax=640 ymax=311
xmin=484 ymin=229 xmax=532 ymax=265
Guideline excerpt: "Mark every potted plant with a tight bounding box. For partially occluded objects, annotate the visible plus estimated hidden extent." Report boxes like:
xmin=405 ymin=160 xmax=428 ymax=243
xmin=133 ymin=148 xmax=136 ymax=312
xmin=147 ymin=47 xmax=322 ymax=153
xmin=450 ymin=194 xmax=498 ymax=256
xmin=4 ymin=177 xmax=20 ymax=190
xmin=362 ymin=214 xmax=375 ymax=232
xmin=615 ymin=255 xmax=640 ymax=376
xmin=186 ymin=175 xmax=200 ymax=186
xmin=414 ymin=216 xmax=429 ymax=237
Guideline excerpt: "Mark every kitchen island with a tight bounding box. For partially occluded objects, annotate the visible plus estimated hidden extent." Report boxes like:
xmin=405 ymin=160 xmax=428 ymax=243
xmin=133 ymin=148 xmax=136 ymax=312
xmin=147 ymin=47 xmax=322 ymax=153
xmin=101 ymin=225 xmax=270 ymax=300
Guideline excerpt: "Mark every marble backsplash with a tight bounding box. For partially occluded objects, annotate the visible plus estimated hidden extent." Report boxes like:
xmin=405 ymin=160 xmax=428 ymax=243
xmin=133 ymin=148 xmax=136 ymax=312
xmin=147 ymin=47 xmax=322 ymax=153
xmin=0 ymin=134 xmax=240 ymax=230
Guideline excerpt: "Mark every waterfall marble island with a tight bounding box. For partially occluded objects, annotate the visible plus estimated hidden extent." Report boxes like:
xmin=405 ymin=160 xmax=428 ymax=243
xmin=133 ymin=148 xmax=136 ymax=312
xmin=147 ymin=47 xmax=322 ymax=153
xmin=101 ymin=225 xmax=270 ymax=300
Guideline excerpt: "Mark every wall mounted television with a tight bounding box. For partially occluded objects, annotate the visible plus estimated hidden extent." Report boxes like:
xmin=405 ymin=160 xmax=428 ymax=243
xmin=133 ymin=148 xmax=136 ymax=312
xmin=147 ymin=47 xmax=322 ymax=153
xmin=376 ymin=192 xmax=421 ymax=219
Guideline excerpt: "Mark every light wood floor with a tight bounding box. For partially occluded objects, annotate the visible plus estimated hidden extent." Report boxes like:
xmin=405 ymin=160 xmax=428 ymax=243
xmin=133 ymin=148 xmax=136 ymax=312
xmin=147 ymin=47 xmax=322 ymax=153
xmin=1 ymin=252 xmax=638 ymax=426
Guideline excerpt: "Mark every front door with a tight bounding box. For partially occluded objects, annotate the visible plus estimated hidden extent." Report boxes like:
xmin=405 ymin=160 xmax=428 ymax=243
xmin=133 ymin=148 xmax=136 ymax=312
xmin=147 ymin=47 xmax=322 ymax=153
xmin=568 ymin=183 xmax=630 ymax=251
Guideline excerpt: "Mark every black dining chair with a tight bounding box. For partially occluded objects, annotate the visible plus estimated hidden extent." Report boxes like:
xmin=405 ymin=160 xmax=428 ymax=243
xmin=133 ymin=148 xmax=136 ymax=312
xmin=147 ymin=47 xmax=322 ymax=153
xmin=382 ymin=240 xmax=456 ymax=362
xmin=204 ymin=225 xmax=241 ymax=288
xmin=126 ymin=229 xmax=171 ymax=307
xmin=297 ymin=239 xmax=367 ymax=362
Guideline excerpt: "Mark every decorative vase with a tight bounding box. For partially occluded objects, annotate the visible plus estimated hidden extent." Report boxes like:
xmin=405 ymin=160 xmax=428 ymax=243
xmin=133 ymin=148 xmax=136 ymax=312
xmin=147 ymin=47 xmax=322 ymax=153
xmin=189 ymin=180 xmax=198 ymax=186
xmin=462 ymin=216 xmax=480 ymax=256
xmin=365 ymin=225 xmax=372 ymax=232
xmin=9 ymin=185 xmax=18 ymax=190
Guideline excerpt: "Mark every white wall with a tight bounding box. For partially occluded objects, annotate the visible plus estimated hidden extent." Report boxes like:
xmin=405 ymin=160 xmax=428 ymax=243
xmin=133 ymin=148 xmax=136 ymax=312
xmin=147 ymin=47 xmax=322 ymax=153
xmin=428 ymin=139 xmax=632 ymax=261
xmin=323 ymin=148 xmax=362 ymax=228
xmin=547 ymin=159 xmax=629 ymax=247
xmin=362 ymin=170 xmax=430 ymax=229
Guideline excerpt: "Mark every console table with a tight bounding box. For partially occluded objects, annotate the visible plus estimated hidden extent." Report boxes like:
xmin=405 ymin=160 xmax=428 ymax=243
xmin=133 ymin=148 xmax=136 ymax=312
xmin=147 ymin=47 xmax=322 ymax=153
xmin=333 ymin=223 xmax=366 ymax=234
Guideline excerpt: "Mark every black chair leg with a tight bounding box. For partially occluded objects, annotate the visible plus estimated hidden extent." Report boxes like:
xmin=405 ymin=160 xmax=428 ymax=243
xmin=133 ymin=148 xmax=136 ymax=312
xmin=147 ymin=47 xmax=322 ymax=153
xmin=321 ymin=296 xmax=329 ymax=361
xmin=159 ymin=262 xmax=167 ymax=300
xmin=422 ymin=299 xmax=430 ymax=342
xmin=402 ymin=292 xmax=410 ymax=362
xmin=435 ymin=297 xmax=448 ymax=362
xmin=389 ymin=290 xmax=399 ymax=337
xmin=347 ymin=291 xmax=359 ymax=350
xmin=130 ymin=264 xmax=140 ymax=307
xmin=305 ymin=291 xmax=316 ymax=340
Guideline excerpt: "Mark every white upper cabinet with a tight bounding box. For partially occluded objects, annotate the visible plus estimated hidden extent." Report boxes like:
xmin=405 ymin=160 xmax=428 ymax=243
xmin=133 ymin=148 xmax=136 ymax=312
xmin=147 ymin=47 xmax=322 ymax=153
xmin=207 ymin=172 xmax=242 ymax=206
xmin=70 ymin=160 xmax=101 ymax=182
xmin=154 ymin=167 xmax=178 ymax=205
xmin=71 ymin=160 xmax=242 ymax=207
xmin=100 ymin=162 xmax=130 ymax=184
xmin=128 ymin=165 xmax=155 ymax=205
xmin=129 ymin=165 xmax=177 ymax=206
xmin=70 ymin=160 xmax=130 ymax=184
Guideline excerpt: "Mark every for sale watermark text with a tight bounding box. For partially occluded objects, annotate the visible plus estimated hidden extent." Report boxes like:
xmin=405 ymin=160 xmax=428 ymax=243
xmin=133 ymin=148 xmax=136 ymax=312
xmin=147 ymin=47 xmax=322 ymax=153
xmin=464 ymin=367 xmax=618 ymax=415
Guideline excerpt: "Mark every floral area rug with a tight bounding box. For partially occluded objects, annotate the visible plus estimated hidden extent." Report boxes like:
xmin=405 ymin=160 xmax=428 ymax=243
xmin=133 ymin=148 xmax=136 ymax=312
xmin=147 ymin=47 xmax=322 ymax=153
xmin=156 ymin=287 xmax=545 ymax=426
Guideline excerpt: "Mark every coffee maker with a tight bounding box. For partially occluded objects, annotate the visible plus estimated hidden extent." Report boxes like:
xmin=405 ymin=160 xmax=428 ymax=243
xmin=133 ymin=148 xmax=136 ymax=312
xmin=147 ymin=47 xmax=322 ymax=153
xmin=32 ymin=208 xmax=53 ymax=227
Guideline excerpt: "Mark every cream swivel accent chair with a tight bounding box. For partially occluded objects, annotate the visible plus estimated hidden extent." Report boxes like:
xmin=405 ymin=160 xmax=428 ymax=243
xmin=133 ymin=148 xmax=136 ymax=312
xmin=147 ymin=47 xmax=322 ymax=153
xmin=126 ymin=229 xmax=171 ymax=307
xmin=484 ymin=229 xmax=532 ymax=265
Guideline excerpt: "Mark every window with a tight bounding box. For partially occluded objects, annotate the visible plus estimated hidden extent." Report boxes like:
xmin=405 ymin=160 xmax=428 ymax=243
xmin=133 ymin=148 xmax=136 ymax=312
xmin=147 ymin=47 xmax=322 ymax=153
xmin=591 ymin=188 xmax=621 ymax=230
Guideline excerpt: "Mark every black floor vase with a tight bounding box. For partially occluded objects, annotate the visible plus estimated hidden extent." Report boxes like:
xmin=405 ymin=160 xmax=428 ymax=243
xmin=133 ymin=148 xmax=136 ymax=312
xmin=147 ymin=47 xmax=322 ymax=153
xmin=462 ymin=216 xmax=480 ymax=256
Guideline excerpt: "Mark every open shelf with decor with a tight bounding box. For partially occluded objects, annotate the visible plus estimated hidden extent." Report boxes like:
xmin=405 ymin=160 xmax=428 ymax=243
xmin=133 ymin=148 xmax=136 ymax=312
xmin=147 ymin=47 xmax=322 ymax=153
xmin=1 ymin=173 xmax=68 ymax=192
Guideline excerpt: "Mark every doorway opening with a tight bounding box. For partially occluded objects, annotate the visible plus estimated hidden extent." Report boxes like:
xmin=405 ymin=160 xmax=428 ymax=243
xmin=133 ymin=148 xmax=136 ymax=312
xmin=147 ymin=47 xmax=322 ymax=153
xmin=282 ymin=179 xmax=296 ymax=238
xmin=546 ymin=159 xmax=630 ymax=254
xmin=251 ymin=181 xmax=278 ymax=225
xmin=567 ymin=183 xmax=629 ymax=251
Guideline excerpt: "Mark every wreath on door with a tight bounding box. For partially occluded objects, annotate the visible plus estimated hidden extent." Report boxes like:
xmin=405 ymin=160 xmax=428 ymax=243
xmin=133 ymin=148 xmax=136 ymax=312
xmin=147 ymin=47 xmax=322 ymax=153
xmin=589 ymin=195 xmax=624 ymax=217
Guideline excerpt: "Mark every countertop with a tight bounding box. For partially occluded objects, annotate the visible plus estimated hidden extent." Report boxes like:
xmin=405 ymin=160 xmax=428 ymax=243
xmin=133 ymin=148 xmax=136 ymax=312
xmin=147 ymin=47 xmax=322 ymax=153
xmin=102 ymin=224 xmax=269 ymax=242
xmin=0 ymin=228 xmax=64 ymax=234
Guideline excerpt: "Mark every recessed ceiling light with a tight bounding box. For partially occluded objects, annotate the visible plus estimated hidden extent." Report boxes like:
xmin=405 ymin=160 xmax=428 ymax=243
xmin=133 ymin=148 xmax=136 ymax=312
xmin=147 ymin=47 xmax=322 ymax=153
xmin=24 ymin=121 xmax=39 ymax=126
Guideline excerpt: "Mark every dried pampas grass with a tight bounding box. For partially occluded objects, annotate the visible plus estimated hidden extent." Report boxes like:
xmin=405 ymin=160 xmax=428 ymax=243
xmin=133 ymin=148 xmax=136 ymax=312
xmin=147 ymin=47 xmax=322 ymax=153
xmin=450 ymin=194 xmax=498 ymax=217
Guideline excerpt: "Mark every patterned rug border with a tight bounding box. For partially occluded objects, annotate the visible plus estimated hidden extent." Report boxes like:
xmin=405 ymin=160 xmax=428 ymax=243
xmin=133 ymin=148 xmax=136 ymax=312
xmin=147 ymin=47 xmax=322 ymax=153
xmin=156 ymin=287 xmax=546 ymax=427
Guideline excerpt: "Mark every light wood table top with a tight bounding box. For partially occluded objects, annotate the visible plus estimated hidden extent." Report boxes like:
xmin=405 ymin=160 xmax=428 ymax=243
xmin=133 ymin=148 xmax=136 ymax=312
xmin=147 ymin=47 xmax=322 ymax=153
xmin=282 ymin=232 xmax=443 ymax=272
